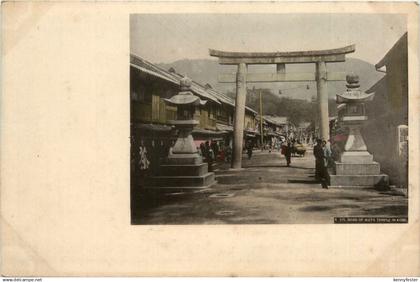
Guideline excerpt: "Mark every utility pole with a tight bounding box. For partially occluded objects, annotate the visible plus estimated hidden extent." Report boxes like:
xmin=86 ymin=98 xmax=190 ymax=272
xmin=259 ymin=89 xmax=264 ymax=151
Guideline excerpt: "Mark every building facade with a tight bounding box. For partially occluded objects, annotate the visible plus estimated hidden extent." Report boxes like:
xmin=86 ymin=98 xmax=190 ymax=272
xmin=362 ymin=32 xmax=408 ymax=188
xmin=130 ymin=54 xmax=259 ymax=179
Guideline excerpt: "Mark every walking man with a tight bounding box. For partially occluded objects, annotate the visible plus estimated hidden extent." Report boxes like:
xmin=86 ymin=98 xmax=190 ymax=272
xmin=246 ymin=139 xmax=254 ymax=160
xmin=285 ymin=140 xmax=292 ymax=167
xmin=322 ymin=140 xmax=332 ymax=184
xmin=313 ymin=139 xmax=324 ymax=181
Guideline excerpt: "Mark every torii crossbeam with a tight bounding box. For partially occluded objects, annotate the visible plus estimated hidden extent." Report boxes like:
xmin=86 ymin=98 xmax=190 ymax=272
xmin=210 ymin=45 xmax=355 ymax=169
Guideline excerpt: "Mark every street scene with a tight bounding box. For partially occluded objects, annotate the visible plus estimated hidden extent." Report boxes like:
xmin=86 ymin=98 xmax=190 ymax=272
xmin=130 ymin=14 xmax=409 ymax=224
xmin=132 ymin=150 xmax=407 ymax=224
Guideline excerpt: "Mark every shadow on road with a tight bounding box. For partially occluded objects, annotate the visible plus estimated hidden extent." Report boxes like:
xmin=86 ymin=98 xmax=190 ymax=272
xmin=244 ymin=164 xmax=313 ymax=170
xmin=288 ymin=179 xmax=319 ymax=184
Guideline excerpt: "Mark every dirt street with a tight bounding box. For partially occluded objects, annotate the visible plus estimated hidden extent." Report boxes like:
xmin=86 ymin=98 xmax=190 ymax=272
xmin=132 ymin=150 xmax=408 ymax=224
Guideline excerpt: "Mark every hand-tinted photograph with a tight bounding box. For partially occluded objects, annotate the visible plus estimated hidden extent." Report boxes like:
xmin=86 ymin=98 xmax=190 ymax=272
xmin=129 ymin=14 xmax=408 ymax=224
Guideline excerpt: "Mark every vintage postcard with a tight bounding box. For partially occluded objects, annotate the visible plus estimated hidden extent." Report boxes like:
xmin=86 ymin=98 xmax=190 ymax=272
xmin=1 ymin=1 xmax=419 ymax=277
xmin=130 ymin=13 xmax=409 ymax=225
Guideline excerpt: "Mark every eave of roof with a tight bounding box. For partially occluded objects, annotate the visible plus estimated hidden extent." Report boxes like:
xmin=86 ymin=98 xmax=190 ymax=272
xmin=131 ymin=53 xmax=220 ymax=104
xmin=168 ymin=71 xmax=221 ymax=104
xmin=131 ymin=54 xmax=179 ymax=84
xmin=375 ymin=32 xmax=407 ymax=69
xmin=263 ymin=115 xmax=288 ymax=125
xmin=131 ymin=53 xmax=259 ymax=112
xmin=130 ymin=63 xmax=179 ymax=85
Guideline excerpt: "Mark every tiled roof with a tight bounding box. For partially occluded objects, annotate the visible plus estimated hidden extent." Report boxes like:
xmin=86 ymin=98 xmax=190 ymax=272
xmin=167 ymin=68 xmax=258 ymax=114
xmin=131 ymin=54 xmax=220 ymax=104
xmin=263 ymin=115 xmax=288 ymax=125
xmin=130 ymin=53 xmax=259 ymax=114
xmin=130 ymin=54 xmax=179 ymax=85
xmin=166 ymin=70 xmax=221 ymax=104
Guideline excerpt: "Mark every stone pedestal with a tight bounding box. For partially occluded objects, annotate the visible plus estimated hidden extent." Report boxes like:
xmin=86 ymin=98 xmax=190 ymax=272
xmin=148 ymin=120 xmax=216 ymax=190
xmin=329 ymin=126 xmax=389 ymax=189
xmin=147 ymin=77 xmax=217 ymax=191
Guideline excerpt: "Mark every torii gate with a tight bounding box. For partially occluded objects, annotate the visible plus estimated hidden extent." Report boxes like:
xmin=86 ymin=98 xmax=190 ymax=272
xmin=209 ymin=45 xmax=355 ymax=169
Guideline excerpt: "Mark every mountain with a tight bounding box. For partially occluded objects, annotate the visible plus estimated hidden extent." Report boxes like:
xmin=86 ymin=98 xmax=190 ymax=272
xmin=158 ymin=57 xmax=384 ymax=101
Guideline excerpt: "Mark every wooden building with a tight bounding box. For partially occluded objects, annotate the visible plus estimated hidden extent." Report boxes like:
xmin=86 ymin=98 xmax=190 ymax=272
xmin=362 ymin=32 xmax=408 ymax=188
xmin=130 ymin=54 xmax=259 ymax=174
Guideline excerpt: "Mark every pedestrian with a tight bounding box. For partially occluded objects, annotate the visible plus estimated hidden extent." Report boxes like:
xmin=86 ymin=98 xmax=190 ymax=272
xmin=225 ymin=144 xmax=232 ymax=163
xmin=211 ymin=140 xmax=219 ymax=159
xmin=138 ymin=140 xmax=150 ymax=185
xmin=313 ymin=138 xmax=324 ymax=181
xmin=284 ymin=140 xmax=292 ymax=166
xmin=331 ymin=140 xmax=341 ymax=162
xmin=200 ymin=143 xmax=206 ymax=157
xmin=207 ymin=147 xmax=215 ymax=171
xmin=246 ymin=139 xmax=253 ymax=160
xmin=322 ymin=140 xmax=332 ymax=182
xmin=204 ymin=141 xmax=211 ymax=160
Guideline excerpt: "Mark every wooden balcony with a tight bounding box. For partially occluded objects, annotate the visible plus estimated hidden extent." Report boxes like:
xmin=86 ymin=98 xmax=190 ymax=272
xmin=198 ymin=113 xmax=217 ymax=130
xmin=131 ymin=100 xmax=177 ymax=124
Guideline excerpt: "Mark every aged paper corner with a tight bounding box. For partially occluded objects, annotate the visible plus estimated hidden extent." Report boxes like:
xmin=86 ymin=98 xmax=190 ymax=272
xmin=1 ymin=218 xmax=57 ymax=276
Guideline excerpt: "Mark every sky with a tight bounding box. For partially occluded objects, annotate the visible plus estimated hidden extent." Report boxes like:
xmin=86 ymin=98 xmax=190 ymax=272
xmin=130 ymin=13 xmax=407 ymax=65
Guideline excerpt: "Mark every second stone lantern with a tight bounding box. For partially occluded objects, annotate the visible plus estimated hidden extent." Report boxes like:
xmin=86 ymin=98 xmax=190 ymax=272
xmin=148 ymin=77 xmax=216 ymax=190
xmin=329 ymin=74 xmax=389 ymax=188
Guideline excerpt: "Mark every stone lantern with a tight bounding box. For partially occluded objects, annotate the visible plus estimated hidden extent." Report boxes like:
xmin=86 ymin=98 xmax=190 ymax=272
xmin=164 ymin=77 xmax=204 ymax=164
xmin=148 ymin=77 xmax=216 ymax=190
xmin=329 ymin=74 xmax=389 ymax=188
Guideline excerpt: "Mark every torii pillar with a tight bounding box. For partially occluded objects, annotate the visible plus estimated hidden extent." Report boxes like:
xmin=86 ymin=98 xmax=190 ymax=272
xmin=316 ymin=61 xmax=329 ymax=140
xmin=232 ymin=63 xmax=248 ymax=168
xmin=210 ymin=45 xmax=355 ymax=169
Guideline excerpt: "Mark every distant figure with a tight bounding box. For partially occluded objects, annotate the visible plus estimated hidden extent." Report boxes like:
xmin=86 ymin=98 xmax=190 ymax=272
xmin=225 ymin=144 xmax=232 ymax=163
xmin=313 ymin=139 xmax=324 ymax=181
xmin=207 ymin=147 xmax=215 ymax=172
xmin=284 ymin=141 xmax=292 ymax=167
xmin=246 ymin=140 xmax=253 ymax=160
xmin=331 ymin=141 xmax=341 ymax=162
xmin=204 ymin=141 xmax=211 ymax=159
xmin=204 ymin=141 xmax=215 ymax=171
xmin=211 ymin=140 xmax=219 ymax=159
xmin=138 ymin=140 xmax=150 ymax=171
xmin=200 ymin=143 xmax=206 ymax=157
xmin=322 ymin=140 xmax=332 ymax=180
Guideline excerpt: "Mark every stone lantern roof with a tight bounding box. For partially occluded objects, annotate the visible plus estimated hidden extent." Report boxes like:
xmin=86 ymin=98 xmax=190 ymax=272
xmin=164 ymin=77 xmax=206 ymax=106
xmin=336 ymin=74 xmax=374 ymax=104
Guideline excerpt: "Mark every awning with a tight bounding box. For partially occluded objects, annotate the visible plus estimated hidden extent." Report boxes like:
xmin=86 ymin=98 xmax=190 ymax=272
xmin=216 ymin=123 xmax=234 ymax=132
xmin=133 ymin=123 xmax=174 ymax=132
xmin=245 ymin=128 xmax=259 ymax=135
xmin=192 ymin=128 xmax=228 ymax=137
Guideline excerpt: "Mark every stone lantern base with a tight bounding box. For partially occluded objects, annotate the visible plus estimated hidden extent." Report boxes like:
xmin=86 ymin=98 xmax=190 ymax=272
xmin=328 ymin=121 xmax=389 ymax=189
xmin=329 ymin=161 xmax=389 ymax=189
xmin=147 ymin=120 xmax=216 ymax=190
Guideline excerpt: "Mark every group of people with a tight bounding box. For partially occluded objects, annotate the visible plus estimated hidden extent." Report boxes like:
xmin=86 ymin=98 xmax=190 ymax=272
xmin=131 ymin=138 xmax=173 ymax=185
xmin=134 ymin=136 xmax=335 ymax=185
xmin=199 ymin=141 xmax=216 ymax=171
xmin=313 ymin=139 xmax=332 ymax=182
xmin=247 ymin=138 xmax=295 ymax=166
xmin=198 ymin=140 xmax=233 ymax=169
